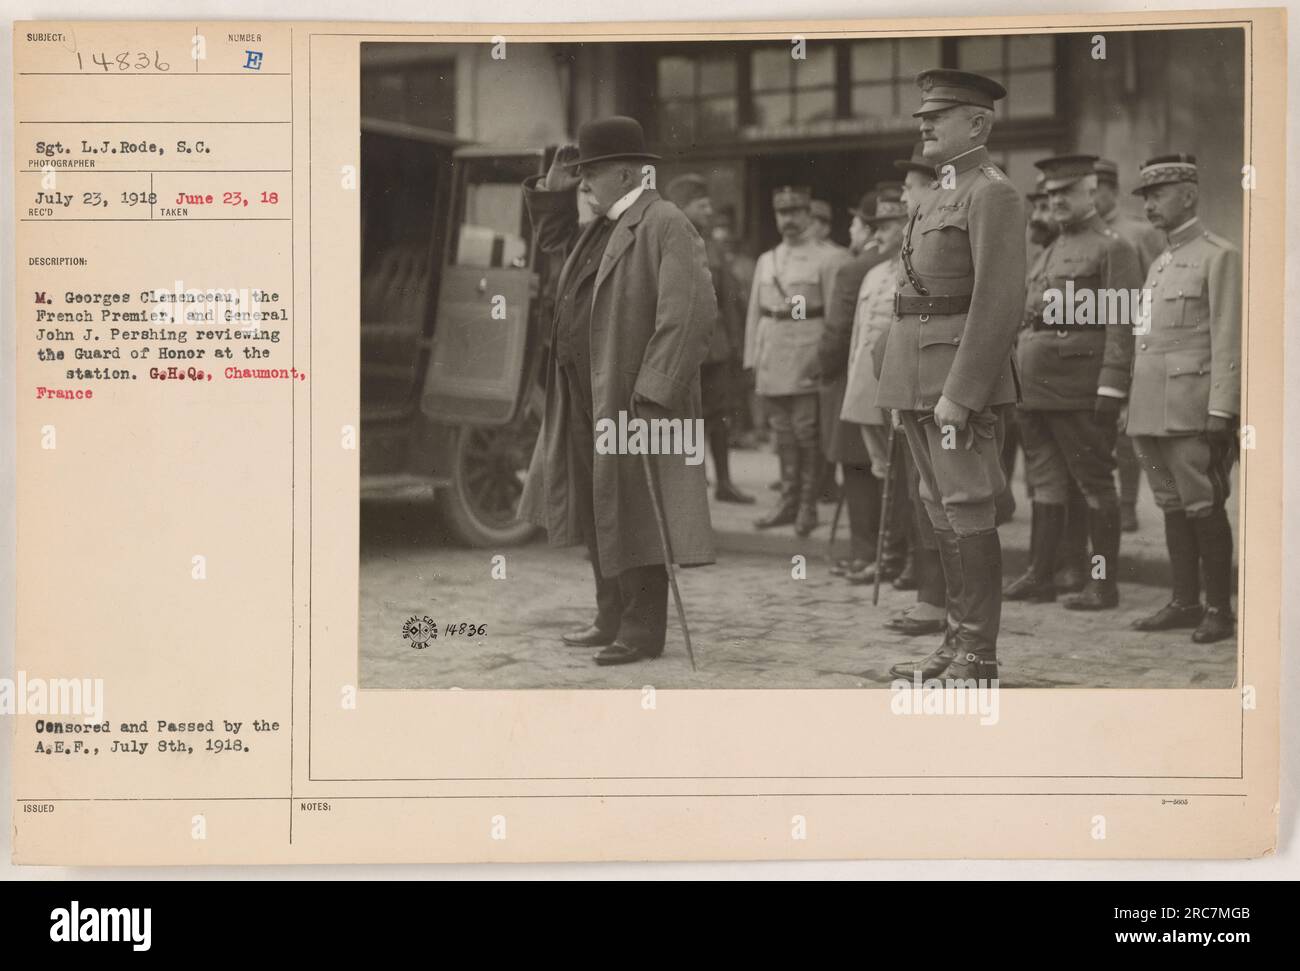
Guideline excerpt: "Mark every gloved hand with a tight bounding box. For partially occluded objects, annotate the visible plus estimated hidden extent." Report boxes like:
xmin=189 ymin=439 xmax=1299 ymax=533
xmin=1093 ymin=394 xmax=1124 ymax=427
xmin=1205 ymin=414 xmax=1237 ymax=448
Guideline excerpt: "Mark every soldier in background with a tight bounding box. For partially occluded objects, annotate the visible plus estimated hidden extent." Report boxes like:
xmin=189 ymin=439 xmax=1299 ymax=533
xmin=817 ymin=190 xmax=887 ymax=576
xmin=880 ymin=70 xmax=1026 ymax=684
xmin=873 ymin=146 xmax=946 ymax=630
xmin=840 ymin=186 xmax=914 ymax=587
xmin=1003 ymin=154 xmax=1141 ymax=611
xmin=665 ymin=174 xmax=754 ymax=504
xmin=744 ymin=185 xmax=848 ymax=537
xmin=1127 ymin=155 xmax=1240 ymax=644
xmin=1022 ymin=171 xmax=1090 ymax=595
xmin=1096 ymin=158 xmax=1167 ymax=533
xmin=810 ymin=199 xmax=845 ymax=252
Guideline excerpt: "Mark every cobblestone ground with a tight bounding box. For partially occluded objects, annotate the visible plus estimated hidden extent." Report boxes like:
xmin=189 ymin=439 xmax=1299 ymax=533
xmin=360 ymin=504 xmax=1238 ymax=690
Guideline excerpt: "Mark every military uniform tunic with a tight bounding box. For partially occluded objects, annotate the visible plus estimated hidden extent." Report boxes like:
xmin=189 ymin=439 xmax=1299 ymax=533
xmin=1126 ymin=217 xmax=1241 ymax=515
xmin=874 ymin=145 xmax=1025 ymax=536
xmin=1102 ymin=205 xmax=1166 ymax=278
xmin=743 ymin=235 xmax=846 ymax=397
xmin=1016 ymin=210 xmax=1141 ymax=506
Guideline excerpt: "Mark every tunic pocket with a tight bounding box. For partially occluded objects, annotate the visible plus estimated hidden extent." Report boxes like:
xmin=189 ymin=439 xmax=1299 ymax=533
xmin=1162 ymin=271 xmax=1205 ymax=328
xmin=1163 ymin=346 xmax=1212 ymax=432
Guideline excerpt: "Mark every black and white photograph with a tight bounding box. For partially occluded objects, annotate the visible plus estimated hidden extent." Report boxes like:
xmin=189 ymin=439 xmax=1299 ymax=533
xmin=357 ymin=28 xmax=1246 ymax=690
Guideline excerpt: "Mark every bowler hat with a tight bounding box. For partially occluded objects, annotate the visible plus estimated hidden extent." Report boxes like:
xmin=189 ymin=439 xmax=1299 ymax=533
xmin=893 ymin=142 xmax=936 ymax=178
xmin=567 ymin=116 xmax=660 ymax=168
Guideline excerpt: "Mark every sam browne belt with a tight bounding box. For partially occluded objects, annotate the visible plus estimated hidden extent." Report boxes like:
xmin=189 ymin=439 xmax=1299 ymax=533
xmin=894 ymin=293 xmax=972 ymax=316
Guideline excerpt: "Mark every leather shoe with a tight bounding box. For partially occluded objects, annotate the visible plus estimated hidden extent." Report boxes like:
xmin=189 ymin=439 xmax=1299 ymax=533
xmin=715 ymin=480 xmax=756 ymax=504
xmin=1131 ymin=600 xmax=1202 ymax=631
xmin=593 ymin=641 xmax=662 ymax=665
xmin=561 ymin=624 xmax=617 ymax=647
xmin=846 ymin=559 xmax=900 ymax=585
xmin=829 ymin=558 xmax=869 ymax=577
xmin=883 ymin=614 xmax=946 ymax=636
xmin=889 ymin=641 xmax=955 ymax=680
xmin=1003 ymin=570 xmax=1055 ymax=602
xmin=1062 ymin=581 xmax=1119 ymax=611
xmin=1192 ymin=606 xmax=1235 ymax=644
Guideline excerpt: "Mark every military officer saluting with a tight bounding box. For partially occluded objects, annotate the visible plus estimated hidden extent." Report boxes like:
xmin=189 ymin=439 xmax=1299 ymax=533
xmin=1003 ymin=154 xmax=1142 ymax=611
xmin=1127 ymin=154 xmax=1241 ymax=644
xmin=744 ymin=185 xmax=848 ymax=537
xmin=879 ymin=69 xmax=1026 ymax=685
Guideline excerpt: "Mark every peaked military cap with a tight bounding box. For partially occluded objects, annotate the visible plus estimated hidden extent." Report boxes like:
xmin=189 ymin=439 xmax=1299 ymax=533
xmin=1026 ymin=170 xmax=1049 ymax=201
xmin=912 ymin=69 xmax=1007 ymax=117
xmin=772 ymin=185 xmax=812 ymax=210
xmin=1093 ymin=158 xmax=1120 ymax=186
xmin=1132 ymin=154 xmax=1198 ymax=195
xmin=1034 ymin=153 xmax=1100 ymax=191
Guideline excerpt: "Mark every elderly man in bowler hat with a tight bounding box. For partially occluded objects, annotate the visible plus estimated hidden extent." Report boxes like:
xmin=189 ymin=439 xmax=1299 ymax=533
xmin=518 ymin=116 xmax=717 ymax=666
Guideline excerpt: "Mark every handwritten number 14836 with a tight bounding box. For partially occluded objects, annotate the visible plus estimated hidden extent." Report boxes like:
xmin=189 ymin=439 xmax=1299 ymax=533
xmin=77 ymin=51 xmax=171 ymax=72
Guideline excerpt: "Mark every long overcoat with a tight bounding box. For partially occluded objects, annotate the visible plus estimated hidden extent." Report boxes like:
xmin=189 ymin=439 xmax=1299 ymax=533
xmin=517 ymin=177 xmax=717 ymax=577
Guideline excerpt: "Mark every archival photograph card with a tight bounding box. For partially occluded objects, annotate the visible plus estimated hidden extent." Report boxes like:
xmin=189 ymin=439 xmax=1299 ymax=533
xmin=9 ymin=9 xmax=1283 ymax=864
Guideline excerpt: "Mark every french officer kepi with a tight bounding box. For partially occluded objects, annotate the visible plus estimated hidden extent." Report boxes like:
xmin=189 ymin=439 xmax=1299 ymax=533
xmin=1126 ymin=154 xmax=1241 ymax=645
xmin=878 ymin=69 xmax=1026 ymax=684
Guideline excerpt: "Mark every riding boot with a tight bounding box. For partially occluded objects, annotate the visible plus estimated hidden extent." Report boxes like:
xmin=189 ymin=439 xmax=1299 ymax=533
xmin=1054 ymin=485 xmax=1089 ymax=592
xmin=1004 ymin=502 xmax=1064 ymax=602
xmin=1063 ymin=504 xmax=1121 ymax=610
xmin=794 ymin=444 xmax=822 ymax=537
xmin=945 ymin=529 xmax=1002 ymax=683
xmin=710 ymin=424 xmax=754 ymax=504
xmin=888 ymin=527 xmax=961 ymax=681
xmin=1191 ymin=507 xmax=1236 ymax=644
xmin=1132 ymin=510 xmax=1204 ymax=630
xmin=754 ymin=444 xmax=799 ymax=529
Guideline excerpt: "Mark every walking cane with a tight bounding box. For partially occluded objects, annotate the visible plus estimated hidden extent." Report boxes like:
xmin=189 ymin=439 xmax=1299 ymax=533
xmin=873 ymin=424 xmax=899 ymax=607
xmin=825 ymin=488 xmax=846 ymax=569
xmin=630 ymin=396 xmax=697 ymax=671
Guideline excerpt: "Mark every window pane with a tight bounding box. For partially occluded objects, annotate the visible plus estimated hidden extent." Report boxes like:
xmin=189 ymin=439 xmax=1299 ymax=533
xmin=795 ymin=87 xmax=835 ymax=123
xmin=752 ymin=91 xmax=793 ymax=127
xmin=1009 ymin=34 xmax=1055 ymax=67
xmin=657 ymin=56 xmax=694 ymax=98
xmin=698 ymin=96 xmax=738 ymax=137
xmin=850 ymin=82 xmax=894 ymax=119
xmin=850 ymin=39 xmax=893 ymax=81
xmin=795 ymin=44 xmax=835 ymax=88
xmin=1008 ymin=68 xmax=1055 ymax=117
xmin=751 ymin=47 xmax=791 ymax=91
xmin=898 ymin=37 xmax=942 ymax=77
xmin=657 ymin=100 xmax=695 ymax=144
xmin=699 ymin=54 xmax=737 ymax=96
xmin=957 ymin=35 xmax=1003 ymax=72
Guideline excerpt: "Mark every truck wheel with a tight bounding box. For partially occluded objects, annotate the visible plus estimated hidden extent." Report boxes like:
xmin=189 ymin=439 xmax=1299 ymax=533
xmin=435 ymin=418 xmax=539 ymax=548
